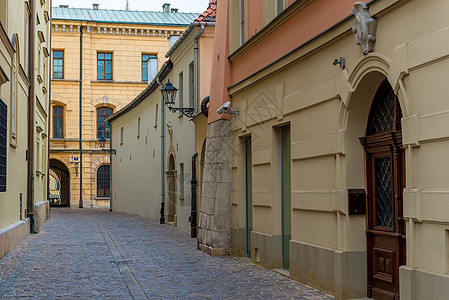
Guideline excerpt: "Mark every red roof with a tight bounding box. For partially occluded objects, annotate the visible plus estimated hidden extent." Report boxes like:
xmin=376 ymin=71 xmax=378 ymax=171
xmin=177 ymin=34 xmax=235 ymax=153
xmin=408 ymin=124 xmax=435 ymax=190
xmin=195 ymin=0 xmax=216 ymax=22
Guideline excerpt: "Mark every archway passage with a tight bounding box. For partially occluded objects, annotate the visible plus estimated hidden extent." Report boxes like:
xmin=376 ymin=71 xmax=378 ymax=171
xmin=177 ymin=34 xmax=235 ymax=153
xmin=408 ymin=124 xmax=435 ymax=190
xmin=49 ymin=159 xmax=70 ymax=207
xmin=360 ymin=80 xmax=406 ymax=300
xmin=167 ymin=154 xmax=176 ymax=224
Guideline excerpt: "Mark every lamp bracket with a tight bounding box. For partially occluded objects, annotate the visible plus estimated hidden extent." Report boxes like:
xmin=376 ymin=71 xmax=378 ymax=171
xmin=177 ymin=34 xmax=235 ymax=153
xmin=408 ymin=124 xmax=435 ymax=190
xmin=168 ymin=107 xmax=195 ymax=118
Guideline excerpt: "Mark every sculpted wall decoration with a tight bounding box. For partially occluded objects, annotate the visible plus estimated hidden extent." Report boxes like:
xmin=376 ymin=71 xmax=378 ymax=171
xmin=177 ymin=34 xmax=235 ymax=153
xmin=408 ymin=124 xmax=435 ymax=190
xmin=352 ymin=2 xmax=377 ymax=55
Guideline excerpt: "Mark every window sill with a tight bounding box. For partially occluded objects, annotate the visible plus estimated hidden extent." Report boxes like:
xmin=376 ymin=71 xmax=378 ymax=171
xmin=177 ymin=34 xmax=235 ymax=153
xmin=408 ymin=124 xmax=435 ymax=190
xmin=95 ymin=197 xmax=110 ymax=200
xmin=92 ymin=80 xmax=147 ymax=84
xmin=51 ymin=78 xmax=80 ymax=82
xmin=10 ymin=139 xmax=17 ymax=148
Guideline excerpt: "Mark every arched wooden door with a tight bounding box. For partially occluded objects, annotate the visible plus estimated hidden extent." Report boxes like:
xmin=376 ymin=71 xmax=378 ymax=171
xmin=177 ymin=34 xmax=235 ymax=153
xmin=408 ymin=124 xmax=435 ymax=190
xmin=167 ymin=154 xmax=176 ymax=223
xmin=360 ymin=80 xmax=406 ymax=299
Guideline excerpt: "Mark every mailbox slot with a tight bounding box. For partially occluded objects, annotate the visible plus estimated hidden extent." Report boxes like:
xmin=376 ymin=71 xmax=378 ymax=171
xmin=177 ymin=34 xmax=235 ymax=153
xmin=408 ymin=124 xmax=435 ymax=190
xmin=348 ymin=189 xmax=366 ymax=215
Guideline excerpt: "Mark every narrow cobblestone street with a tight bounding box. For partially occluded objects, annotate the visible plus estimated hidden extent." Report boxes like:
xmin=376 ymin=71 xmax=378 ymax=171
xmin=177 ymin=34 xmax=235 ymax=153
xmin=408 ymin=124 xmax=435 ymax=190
xmin=0 ymin=209 xmax=334 ymax=299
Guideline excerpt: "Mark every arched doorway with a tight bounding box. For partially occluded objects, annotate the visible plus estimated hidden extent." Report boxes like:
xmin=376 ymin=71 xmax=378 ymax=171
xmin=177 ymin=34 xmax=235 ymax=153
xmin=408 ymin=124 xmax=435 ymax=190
xmin=360 ymin=80 xmax=406 ymax=299
xmin=167 ymin=154 xmax=177 ymax=224
xmin=49 ymin=159 xmax=70 ymax=207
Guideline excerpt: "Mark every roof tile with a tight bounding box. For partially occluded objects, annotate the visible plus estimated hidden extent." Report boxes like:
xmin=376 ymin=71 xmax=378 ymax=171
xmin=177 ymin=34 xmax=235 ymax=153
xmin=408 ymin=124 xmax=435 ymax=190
xmin=195 ymin=0 xmax=217 ymax=22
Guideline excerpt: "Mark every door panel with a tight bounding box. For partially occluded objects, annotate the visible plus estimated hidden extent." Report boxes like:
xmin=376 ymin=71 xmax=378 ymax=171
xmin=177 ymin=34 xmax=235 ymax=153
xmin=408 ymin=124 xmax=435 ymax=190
xmin=361 ymin=80 xmax=405 ymax=300
xmin=281 ymin=125 xmax=291 ymax=271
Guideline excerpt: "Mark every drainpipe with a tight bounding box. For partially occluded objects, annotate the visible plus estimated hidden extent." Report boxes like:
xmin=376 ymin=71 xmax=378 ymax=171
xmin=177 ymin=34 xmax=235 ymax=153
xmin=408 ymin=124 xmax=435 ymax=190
xmin=47 ymin=0 xmax=53 ymax=219
xmin=27 ymin=0 xmax=36 ymax=233
xmin=190 ymin=152 xmax=198 ymax=237
xmin=79 ymin=22 xmax=83 ymax=208
xmin=193 ymin=24 xmax=205 ymax=113
xmin=109 ymin=128 xmax=113 ymax=212
xmin=157 ymin=76 xmax=165 ymax=224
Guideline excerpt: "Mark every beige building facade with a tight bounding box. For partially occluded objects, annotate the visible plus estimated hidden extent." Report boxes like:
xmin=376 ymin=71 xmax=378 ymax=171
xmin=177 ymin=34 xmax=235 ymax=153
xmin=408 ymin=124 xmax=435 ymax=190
xmin=0 ymin=0 xmax=51 ymax=259
xmin=50 ymin=5 xmax=196 ymax=208
xmin=221 ymin=0 xmax=449 ymax=299
xmin=109 ymin=13 xmax=215 ymax=233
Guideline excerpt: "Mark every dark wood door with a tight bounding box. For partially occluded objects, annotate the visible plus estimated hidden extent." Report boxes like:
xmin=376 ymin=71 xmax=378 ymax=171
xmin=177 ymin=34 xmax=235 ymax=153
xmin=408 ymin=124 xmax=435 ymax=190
xmin=360 ymin=81 xmax=406 ymax=299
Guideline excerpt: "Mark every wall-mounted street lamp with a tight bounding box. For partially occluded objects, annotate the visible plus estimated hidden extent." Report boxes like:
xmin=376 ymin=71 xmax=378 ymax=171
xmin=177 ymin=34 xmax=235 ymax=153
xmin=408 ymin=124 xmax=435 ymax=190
xmin=161 ymin=80 xmax=195 ymax=118
xmin=98 ymin=136 xmax=116 ymax=155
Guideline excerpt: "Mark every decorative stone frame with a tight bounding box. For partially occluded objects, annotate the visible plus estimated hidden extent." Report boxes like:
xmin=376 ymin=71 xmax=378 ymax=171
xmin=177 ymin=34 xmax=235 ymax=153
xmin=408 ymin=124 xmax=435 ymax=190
xmin=90 ymin=156 xmax=110 ymax=200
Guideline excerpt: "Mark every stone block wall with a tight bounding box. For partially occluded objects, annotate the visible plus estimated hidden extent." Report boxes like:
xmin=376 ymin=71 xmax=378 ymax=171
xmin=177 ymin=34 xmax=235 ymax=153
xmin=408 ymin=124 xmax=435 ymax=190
xmin=198 ymin=119 xmax=232 ymax=256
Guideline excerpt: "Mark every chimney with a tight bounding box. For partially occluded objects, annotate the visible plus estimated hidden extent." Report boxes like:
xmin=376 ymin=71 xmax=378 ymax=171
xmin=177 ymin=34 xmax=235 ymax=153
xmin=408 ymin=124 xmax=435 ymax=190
xmin=92 ymin=3 xmax=99 ymax=10
xmin=59 ymin=4 xmax=69 ymax=8
xmin=162 ymin=3 xmax=170 ymax=13
xmin=170 ymin=8 xmax=178 ymax=13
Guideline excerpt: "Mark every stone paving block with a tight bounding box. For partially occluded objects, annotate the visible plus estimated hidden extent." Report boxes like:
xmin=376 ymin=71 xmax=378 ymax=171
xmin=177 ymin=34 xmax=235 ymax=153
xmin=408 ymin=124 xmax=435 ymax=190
xmin=0 ymin=208 xmax=334 ymax=299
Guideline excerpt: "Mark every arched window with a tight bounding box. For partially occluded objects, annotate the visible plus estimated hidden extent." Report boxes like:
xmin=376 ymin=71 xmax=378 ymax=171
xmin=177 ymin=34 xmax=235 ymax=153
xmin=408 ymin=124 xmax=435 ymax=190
xmin=53 ymin=105 xmax=63 ymax=138
xmin=97 ymin=107 xmax=113 ymax=139
xmin=97 ymin=165 xmax=110 ymax=197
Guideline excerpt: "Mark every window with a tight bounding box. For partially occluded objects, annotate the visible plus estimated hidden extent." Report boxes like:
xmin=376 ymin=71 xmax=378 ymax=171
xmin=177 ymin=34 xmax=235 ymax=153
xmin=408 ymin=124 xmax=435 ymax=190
xmin=53 ymin=50 xmax=63 ymax=79
xmin=97 ymin=52 xmax=112 ymax=80
xmin=179 ymin=163 xmax=184 ymax=200
xmin=142 ymin=54 xmax=157 ymax=82
xmin=178 ymin=71 xmax=183 ymax=116
xmin=0 ymin=99 xmax=7 ymax=192
xmin=275 ymin=0 xmax=284 ymax=16
xmin=120 ymin=127 xmax=124 ymax=144
xmin=25 ymin=6 xmax=30 ymax=75
xmin=36 ymin=139 xmax=40 ymax=172
xmin=239 ymin=0 xmax=245 ymax=46
xmin=53 ymin=105 xmax=63 ymax=138
xmin=97 ymin=165 xmax=110 ymax=197
xmin=97 ymin=107 xmax=113 ymax=139
xmin=11 ymin=42 xmax=16 ymax=138
xmin=137 ymin=117 xmax=140 ymax=138
xmin=189 ymin=62 xmax=194 ymax=109
xmin=154 ymin=103 xmax=158 ymax=127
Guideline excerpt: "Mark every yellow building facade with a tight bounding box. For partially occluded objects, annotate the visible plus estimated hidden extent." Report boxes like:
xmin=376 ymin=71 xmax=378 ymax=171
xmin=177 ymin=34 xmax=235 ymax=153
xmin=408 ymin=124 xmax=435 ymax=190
xmin=0 ymin=0 xmax=51 ymax=259
xmin=50 ymin=5 xmax=196 ymax=208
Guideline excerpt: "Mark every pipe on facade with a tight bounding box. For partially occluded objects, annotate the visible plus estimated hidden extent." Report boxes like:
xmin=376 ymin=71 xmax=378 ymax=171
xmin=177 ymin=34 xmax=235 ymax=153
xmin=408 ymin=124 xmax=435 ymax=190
xmin=193 ymin=24 xmax=205 ymax=113
xmin=157 ymin=76 xmax=165 ymax=224
xmin=47 ymin=0 xmax=53 ymax=219
xmin=27 ymin=0 xmax=36 ymax=233
xmin=79 ymin=22 xmax=83 ymax=208
xmin=109 ymin=129 xmax=113 ymax=212
xmin=190 ymin=152 xmax=198 ymax=238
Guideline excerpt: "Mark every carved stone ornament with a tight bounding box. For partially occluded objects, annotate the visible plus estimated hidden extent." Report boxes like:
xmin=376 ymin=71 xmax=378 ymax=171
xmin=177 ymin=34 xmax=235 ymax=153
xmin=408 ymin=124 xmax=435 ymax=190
xmin=166 ymin=122 xmax=173 ymax=145
xmin=352 ymin=2 xmax=377 ymax=55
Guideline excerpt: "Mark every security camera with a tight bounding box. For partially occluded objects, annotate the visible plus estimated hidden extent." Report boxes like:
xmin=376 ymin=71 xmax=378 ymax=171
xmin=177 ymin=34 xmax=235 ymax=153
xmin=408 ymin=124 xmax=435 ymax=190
xmin=216 ymin=101 xmax=231 ymax=114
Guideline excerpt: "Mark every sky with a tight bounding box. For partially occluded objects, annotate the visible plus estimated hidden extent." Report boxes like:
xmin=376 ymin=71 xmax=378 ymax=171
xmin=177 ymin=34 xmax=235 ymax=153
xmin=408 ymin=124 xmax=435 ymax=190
xmin=52 ymin=0 xmax=210 ymax=14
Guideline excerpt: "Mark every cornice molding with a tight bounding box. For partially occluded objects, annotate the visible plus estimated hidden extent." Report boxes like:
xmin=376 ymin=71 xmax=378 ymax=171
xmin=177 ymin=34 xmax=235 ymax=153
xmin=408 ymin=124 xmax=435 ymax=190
xmin=52 ymin=23 xmax=183 ymax=38
xmin=229 ymin=0 xmax=312 ymax=62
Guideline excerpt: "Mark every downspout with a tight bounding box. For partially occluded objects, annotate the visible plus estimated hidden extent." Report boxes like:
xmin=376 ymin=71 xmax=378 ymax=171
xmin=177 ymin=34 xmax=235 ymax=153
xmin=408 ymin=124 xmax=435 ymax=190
xmin=193 ymin=24 xmax=205 ymax=114
xmin=157 ymin=76 xmax=165 ymax=224
xmin=79 ymin=22 xmax=83 ymax=208
xmin=109 ymin=126 xmax=113 ymax=211
xmin=47 ymin=0 xmax=53 ymax=219
xmin=27 ymin=0 xmax=36 ymax=233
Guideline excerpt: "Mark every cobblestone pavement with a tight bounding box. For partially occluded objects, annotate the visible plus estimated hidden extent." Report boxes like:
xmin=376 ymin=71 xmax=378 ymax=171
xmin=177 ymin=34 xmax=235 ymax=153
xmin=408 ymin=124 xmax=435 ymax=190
xmin=0 ymin=208 xmax=335 ymax=299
